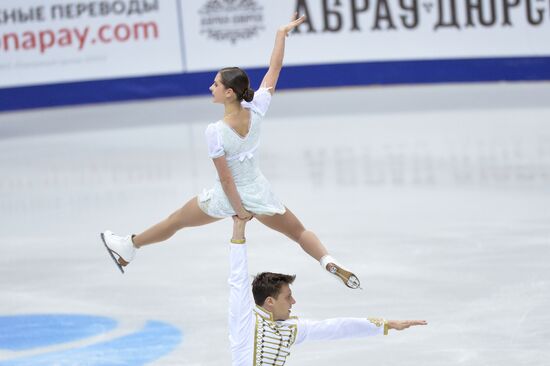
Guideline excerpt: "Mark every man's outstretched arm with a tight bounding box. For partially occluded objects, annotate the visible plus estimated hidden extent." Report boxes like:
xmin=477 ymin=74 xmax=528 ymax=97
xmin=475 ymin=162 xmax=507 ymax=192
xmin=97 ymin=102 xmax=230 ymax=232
xmin=296 ymin=317 xmax=427 ymax=344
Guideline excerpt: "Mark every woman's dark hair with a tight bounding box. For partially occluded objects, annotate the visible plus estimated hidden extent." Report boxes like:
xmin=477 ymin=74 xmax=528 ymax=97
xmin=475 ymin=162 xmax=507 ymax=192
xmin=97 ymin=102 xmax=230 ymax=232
xmin=219 ymin=67 xmax=255 ymax=102
xmin=252 ymin=272 xmax=296 ymax=306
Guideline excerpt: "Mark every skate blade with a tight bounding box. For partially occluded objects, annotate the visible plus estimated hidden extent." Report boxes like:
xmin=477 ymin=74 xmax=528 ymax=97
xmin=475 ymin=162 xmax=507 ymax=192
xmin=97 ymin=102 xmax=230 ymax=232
xmin=332 ymin=266 xmax=362 ymax=290
xmin=100 ymin=233 xmax=125 ymax=274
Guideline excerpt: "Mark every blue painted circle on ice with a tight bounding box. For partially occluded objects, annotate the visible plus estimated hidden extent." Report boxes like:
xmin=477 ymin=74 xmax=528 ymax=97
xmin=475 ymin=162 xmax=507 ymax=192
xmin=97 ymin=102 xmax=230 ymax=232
xmin=0 ymin=314 xmax=182 ymax=366
xmin=0 ymin=314 xmax=117 ymax=351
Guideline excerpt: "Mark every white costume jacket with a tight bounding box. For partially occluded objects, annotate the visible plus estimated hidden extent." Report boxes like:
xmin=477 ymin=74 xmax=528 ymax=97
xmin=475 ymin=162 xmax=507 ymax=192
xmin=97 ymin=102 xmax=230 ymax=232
xmin=228 ymin=243 xmax=387 ymax=366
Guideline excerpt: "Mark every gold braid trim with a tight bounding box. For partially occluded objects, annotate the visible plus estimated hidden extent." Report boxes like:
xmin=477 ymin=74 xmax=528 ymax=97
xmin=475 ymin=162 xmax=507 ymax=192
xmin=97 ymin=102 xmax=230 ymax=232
xmin=367 ymin=317 xmax=389 ymax=335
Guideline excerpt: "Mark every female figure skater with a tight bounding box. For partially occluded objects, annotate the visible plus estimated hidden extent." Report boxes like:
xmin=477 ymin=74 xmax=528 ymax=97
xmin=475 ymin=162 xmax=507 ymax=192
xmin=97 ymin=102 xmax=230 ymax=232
xmin=101 ymin=14 xmax=360 ymax=289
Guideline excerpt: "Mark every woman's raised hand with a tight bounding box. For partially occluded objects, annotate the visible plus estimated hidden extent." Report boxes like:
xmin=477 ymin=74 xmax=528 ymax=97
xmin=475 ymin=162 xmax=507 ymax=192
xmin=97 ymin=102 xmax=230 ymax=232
xmin=278 ymin=13 xmax=306 ymax=37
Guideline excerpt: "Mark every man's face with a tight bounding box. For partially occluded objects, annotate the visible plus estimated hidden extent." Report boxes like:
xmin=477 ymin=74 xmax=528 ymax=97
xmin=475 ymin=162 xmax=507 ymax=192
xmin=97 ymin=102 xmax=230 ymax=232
xmin=268 ymin=284 xmax=296 ymax=321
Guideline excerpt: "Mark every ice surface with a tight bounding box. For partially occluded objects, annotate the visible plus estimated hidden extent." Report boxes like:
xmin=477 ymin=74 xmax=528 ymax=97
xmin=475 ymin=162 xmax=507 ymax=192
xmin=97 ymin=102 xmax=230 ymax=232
xmin=1 ymin=82 xmax=549 ymax=365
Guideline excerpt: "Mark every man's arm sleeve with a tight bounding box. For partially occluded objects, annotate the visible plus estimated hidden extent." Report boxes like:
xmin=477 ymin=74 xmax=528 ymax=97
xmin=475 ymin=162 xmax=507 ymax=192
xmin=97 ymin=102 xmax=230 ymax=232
xmin=295 ymin=317 xmax=387 ymax=345
xmin=228 ymin=243 xmax=254 ymax=348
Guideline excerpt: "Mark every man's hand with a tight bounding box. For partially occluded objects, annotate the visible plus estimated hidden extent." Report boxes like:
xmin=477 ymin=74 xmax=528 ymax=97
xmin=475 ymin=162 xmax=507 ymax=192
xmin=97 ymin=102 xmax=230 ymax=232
xmin=387 ymin=320 xmax=428 ymax=331
xmin=236 ymin=208 xmax=253 ymax=221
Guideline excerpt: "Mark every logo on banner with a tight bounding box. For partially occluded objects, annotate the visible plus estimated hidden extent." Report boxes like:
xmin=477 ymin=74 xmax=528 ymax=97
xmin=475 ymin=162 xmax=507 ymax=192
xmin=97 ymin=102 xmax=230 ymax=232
xmin=199 ymin=0 xmax=264 ymax=44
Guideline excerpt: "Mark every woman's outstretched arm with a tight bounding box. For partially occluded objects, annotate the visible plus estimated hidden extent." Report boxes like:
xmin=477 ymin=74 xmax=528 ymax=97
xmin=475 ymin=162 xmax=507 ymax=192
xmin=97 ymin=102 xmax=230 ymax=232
xmin=260 ymin=13 xmax=306 ymax=93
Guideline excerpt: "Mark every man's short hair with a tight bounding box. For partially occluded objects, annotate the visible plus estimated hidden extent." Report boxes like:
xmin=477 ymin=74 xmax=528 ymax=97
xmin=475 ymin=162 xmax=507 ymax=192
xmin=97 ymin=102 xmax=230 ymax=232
xmin=252 ymin=272 xmax=296 ymax=306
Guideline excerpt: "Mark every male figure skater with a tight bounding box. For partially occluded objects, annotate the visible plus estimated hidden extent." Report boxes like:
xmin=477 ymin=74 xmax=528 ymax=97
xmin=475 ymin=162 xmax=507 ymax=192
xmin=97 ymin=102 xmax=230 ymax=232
xmin=228 ymin=216 xmax=427 ymax=366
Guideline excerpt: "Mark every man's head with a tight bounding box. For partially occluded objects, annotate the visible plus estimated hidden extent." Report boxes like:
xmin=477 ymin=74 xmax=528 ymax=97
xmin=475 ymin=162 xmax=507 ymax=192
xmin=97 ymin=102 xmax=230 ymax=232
xmin=252 ymin=272 xmax=296 ymax=321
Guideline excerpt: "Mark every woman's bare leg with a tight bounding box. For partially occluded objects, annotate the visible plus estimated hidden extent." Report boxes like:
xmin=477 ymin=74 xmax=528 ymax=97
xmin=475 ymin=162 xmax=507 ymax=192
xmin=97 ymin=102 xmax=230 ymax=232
xmin=133 ymin=196 xmax=220 ymax=247
xmin=256 ymin=207 xmax=361 ymax=289
xmin=255 ymin=207 xmax=328 ymax=261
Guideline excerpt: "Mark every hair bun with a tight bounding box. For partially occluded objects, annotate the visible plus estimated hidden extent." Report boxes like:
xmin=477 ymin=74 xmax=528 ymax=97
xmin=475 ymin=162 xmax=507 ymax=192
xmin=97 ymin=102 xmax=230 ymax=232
xmin=242 ymin=88 xmax=255 ymax=102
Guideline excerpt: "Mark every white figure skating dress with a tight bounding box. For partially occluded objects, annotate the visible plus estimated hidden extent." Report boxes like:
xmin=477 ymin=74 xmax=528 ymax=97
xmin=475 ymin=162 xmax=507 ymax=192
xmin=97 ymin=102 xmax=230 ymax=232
xmin=198 ymin=88 xmax=286 ymax=218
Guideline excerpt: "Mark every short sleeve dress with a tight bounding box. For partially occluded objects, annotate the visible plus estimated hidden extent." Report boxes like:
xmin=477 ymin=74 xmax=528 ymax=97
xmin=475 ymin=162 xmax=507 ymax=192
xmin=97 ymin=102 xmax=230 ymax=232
xmin=197 ymin=88 xmax=286 ymax=218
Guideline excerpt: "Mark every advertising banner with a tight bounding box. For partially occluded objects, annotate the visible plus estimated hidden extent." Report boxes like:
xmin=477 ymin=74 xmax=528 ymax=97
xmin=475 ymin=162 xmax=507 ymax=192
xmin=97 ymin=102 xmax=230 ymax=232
xmin=181 ymin=0 xmax=550 ymax=72
xmin=0 ymin=0 xmax=183 ymax=88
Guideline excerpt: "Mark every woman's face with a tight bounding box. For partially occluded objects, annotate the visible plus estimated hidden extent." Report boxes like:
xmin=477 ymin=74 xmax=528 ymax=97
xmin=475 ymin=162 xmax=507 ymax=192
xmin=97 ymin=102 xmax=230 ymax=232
xmin=209 ymin=73 xmax=229 ymax=104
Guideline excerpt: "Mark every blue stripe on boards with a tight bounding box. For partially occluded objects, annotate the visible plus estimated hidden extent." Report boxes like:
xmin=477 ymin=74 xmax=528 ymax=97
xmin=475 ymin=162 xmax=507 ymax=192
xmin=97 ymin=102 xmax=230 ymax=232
xmin=1 ymin=56 xmax=549 ymax=112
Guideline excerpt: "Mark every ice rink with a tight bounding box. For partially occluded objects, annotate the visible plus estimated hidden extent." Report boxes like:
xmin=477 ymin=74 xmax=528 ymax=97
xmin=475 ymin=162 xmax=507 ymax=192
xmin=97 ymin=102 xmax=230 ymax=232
xmin=1 ymin=82 xmax=549 ymax=365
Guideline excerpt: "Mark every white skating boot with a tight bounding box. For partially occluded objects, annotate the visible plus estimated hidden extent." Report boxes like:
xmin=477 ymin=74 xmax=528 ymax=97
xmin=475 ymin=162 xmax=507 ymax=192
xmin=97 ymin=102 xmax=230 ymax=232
xmin=320 ymin=255 xmax=361 ymax=289
xmin=100 ymin=230 xmax=136 ymax=274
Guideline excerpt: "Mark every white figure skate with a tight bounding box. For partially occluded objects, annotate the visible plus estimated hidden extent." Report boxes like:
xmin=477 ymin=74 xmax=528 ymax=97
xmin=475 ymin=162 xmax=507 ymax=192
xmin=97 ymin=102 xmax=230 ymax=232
xmin=100 ymin=230 xmax=136 ymax=274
